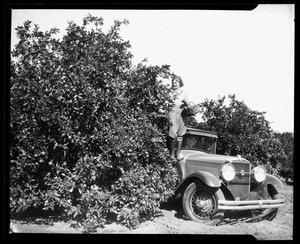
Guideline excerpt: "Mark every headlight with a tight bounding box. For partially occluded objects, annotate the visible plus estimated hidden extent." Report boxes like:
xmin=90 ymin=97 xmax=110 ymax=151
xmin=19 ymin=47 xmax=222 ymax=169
xmin=253 ymin=165 xmax=266 ymax=182
xmin=221 ymin=163 xmax=236 ymax=182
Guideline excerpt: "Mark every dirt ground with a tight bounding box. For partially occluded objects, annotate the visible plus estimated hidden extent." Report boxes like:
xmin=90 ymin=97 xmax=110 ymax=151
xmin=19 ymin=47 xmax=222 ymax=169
xmin=9 ymin=185 xmax=293 ymax=240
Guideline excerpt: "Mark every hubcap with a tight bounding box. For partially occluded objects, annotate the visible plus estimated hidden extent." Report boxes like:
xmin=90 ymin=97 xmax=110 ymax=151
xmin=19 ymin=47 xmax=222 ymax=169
xmin=190 ymin=189 xmax=216 ymax=219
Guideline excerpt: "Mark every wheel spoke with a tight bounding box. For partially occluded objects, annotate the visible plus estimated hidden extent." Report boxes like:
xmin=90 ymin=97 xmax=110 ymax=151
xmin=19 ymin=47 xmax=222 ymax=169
xmin=190 ymin=189 xmax=216 ymax=220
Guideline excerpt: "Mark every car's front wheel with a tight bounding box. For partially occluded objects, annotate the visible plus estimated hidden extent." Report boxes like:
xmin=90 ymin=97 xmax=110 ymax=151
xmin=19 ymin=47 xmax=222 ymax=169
xmin=251 ymin=185 xmax=279 ymax=221
xmin=182 ymin=181 xmax=225 ymax=225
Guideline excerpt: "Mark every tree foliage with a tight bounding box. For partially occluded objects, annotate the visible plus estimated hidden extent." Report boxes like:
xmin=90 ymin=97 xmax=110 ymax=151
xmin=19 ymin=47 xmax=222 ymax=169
xmin=10 ymin=16 xmax=178 ymax=231
xmin=195 ymin=95 xmax=290 ymax=176
xmin=275 ymin=132 xmax=294 ymax=180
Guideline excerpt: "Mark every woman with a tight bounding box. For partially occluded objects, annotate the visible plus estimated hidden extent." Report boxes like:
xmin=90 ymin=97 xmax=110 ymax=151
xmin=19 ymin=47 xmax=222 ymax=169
xmin=168 ymin=75 xmax=190 ymax=160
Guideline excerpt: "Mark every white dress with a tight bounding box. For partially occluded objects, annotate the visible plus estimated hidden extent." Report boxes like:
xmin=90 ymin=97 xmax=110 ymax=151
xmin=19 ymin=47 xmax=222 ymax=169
xmin=168 ymin=88 xmax=190 ymax=139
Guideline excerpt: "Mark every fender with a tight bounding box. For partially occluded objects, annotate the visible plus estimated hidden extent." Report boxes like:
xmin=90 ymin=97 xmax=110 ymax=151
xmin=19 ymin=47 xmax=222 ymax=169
xmin=251 ymin=174 xmax=284 ymax=199
xmin=175 ymin=171 xmax=221 ymax=197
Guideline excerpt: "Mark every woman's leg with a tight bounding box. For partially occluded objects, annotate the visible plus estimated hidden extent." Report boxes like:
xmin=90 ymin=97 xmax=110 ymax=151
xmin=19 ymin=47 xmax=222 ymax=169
xmin=168 ymin=111 xmax=179 ymax=159
xmin=176 ymin=114 xmax=187 ymax=159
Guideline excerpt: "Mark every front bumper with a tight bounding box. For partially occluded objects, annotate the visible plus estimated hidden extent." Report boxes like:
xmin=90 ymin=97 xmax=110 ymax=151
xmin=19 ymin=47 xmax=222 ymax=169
xmin=218 ymin=198 xmax=285 ymax=210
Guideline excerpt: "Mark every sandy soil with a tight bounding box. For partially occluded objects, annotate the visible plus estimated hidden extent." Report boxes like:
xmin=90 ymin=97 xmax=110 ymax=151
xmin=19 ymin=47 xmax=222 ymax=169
xmin=9 ymin=185 xmax=293 ymax=240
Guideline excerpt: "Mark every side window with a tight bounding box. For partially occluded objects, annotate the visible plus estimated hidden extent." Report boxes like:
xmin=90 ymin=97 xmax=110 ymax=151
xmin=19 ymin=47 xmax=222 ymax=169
xmin=184 ymin=135 xmax=198 ymax=149
xmin=199 ymin=136 xmax=215 ymax=153
xmin=203 ymin=137 xmax=214 ymax=153
xmin=183 ymin=134 xmax=217 ymax=153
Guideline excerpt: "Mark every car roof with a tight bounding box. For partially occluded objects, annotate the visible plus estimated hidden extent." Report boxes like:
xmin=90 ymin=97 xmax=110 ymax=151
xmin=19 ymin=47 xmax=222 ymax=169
xmin=185 ymin=127 xmax=218 ymax=139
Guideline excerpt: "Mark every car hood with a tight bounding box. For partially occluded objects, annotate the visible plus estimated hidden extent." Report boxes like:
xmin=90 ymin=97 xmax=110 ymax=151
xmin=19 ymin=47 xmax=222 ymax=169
xmin=181 ymin=150 xmax=248 ymax=164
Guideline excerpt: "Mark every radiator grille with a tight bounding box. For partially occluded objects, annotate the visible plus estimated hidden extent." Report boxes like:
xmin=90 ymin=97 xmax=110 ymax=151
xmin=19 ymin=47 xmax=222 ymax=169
xmin=231 ymin=161 xmax=251 ymax=184
xmin=228 ymin=161 xmax=251 ymax=200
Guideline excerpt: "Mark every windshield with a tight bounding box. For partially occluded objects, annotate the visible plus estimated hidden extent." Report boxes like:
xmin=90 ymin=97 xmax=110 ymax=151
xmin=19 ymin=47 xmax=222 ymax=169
xmin=182 ymin=134 xmax=217 ymax=154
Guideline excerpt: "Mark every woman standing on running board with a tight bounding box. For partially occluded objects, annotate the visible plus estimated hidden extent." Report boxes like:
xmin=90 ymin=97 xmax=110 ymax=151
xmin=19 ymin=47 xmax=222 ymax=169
xmin=168 ymin=75 xmax=191 ymax=160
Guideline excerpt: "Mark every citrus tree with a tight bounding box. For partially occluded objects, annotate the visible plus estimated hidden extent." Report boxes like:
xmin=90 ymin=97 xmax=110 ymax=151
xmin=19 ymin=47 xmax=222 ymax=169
xmin=10 ymin=15 xmax=178 ymax=231
xmin=196 ymin=94 xmax=288 ymax=176
xmin=275 ymin=132 xmax=294 ymax=180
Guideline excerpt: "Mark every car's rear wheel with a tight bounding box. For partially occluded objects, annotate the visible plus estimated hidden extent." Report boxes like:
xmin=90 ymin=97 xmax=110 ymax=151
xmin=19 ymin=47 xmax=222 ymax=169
xmin=263 ymin=194 xmax=279 ymax=220
xmin=251 ymin=185 xmax=279 ymax=221
xmin=182 ymin=181 xmax=225 ymax=225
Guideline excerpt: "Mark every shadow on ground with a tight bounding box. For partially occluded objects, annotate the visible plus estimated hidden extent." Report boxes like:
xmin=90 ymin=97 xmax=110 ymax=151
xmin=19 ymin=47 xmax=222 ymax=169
xmin=160 ymin=197 xmax=187 ymax=220
xmin=10 ymin=206 xmax=68 ymax=226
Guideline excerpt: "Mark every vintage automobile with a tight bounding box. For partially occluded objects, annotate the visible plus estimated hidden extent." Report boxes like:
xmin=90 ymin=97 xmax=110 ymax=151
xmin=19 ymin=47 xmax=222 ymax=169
xmin=172 ymin=127 xmax=285 ymax=225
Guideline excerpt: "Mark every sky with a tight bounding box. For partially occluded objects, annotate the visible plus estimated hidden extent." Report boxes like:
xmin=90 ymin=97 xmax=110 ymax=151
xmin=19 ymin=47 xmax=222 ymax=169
xmin=10 ymin=5 xmax=295 ymax=133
